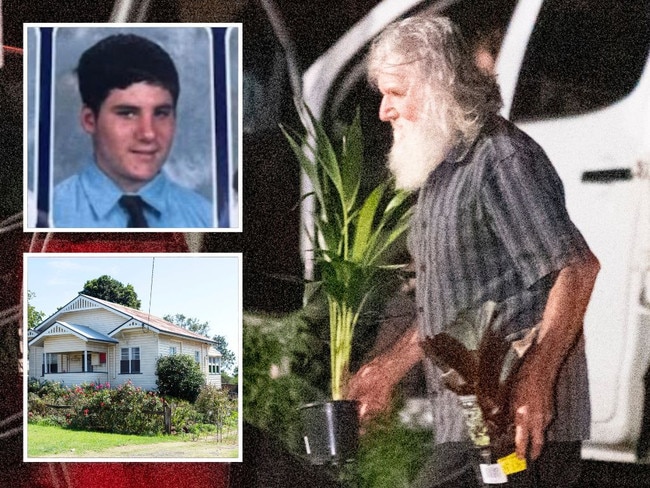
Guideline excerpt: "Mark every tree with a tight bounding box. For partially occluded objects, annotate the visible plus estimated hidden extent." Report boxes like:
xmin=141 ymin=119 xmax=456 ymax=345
xmin=212 ymin=334 xmax=236 ymax=374
xmin=81 ymin=275 xmax=141 ymax=309
xmin=156 ymin=354 xmax=205 ymax=403
xmin=27 ymin=290 xmax=46 ymax=329
xmin=221 ymin=371 xmax=236 ymax=385
xmin=163 ymin=314 xmax=209 ymax=337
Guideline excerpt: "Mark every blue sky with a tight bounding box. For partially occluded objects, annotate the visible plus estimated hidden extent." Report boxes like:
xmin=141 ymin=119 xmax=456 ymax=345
xmin=25 ymin=253 xmax=241 ymax=362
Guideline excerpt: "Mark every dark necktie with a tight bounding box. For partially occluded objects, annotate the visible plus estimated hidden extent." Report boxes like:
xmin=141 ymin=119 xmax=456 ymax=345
xmin=119 ymin=195 xmax=149 ymax=228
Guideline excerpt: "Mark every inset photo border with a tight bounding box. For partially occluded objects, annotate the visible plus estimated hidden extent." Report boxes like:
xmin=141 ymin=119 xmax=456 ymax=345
xmin=23 ymin=252 xmax=242 ymax=462
xmin=24 ymin=24 xmax=242 ymax=231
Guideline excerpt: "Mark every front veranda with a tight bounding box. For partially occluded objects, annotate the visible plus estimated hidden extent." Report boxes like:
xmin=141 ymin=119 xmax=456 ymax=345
xmin=37 ymin=349 xmax=111 ymax=386
xmin=28 ymin=334 xmax=116 ymax=387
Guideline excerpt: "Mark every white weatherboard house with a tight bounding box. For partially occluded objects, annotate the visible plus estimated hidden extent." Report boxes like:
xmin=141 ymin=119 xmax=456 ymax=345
xmin=28 ymin=294 xmax=222 ymax=390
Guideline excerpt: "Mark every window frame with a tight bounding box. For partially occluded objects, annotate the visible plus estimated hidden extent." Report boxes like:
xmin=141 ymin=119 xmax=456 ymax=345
xmin=120 ymin=346 xmax=141 ymax=374
xmin=208 ymin=356 xmax=220 ymax=374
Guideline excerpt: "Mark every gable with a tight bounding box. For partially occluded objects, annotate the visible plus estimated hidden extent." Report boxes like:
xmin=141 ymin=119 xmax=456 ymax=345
xmin=56 ymin=308 xmax=127 ymax=337
xmin=33 ymin=293 xmax=215 ymax=347
xmin=34 ymin=294 xmax=130 ymax=333
xmin=59 ymin=295 xmax=126 ymax=315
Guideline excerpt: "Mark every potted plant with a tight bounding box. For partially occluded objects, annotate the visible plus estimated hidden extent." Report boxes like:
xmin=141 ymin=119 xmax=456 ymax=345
xmin=282 ymin=108 xmax=413 ymax=464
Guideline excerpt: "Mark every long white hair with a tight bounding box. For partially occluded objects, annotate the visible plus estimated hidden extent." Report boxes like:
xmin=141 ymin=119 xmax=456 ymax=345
xmin=368 ymin=15 xmax=503 ymax=145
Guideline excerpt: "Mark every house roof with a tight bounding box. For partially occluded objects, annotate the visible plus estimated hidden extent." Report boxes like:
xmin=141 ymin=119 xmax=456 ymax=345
xmin=80 ymin=294 xmax=214 ymax=344
xmin=28 ymin=320 xmax=120 ymax=347
xmin=59 ymin=321 xmax=120 ymax=343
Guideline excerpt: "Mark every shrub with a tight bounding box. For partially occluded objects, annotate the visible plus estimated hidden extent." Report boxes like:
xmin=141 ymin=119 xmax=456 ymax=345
xmin=28 ymin=377 xmax=43 ymax=394
xmin=350 ymin=414 xmax=433 ymax=488
xmin=27 ymin=380 xmax=188 ymax=436
xmin=28 ymin=377 xmax=66 ymax=398
xmin=156 ymin=354 xmax=205 ymax=403
xmin=186 ymin=423 xmax=216 ymax=441
xmin=66 ymin=381 xmax=165 ymax=436
xmin=169 ymin=400 xmax=202 ymax=435
xmin=28 ymin=379 xmax=73 ymax=427
xmin=195 ymin=385 xmax=235 ymax=441
xmin=31 ymin=416 xmax=68 ymax=427
xmin=27 ymin=392 xmax=47 ymax=418
xmin=195 ymin=385 xmax=230 ymax=423
xmin=243 ymin=310 xmax=326 ymax=452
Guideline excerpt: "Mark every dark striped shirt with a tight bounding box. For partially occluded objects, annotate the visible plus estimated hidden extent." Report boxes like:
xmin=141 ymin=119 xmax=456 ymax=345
xmin=410 ymin=115 xmax=591 ymax=443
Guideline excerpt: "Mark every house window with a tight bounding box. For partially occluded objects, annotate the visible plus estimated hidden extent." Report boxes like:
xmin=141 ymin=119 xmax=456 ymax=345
xmin=169 ymin=346 xmax=177 ymax=356
xmin=120 ymin=347 xmax=141 ymax=374
xmin=45 ymin=352 xmax=58 ymax=374
xmin=132 ymin=347 xmax=140 ymax=373
xmin=194 ymin=351 xmax=200 ymax=363
xmin=209 ymin=356 xmax=220 ymax=374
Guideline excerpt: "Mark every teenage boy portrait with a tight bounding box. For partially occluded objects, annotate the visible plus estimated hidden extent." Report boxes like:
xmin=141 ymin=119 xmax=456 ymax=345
xmin=50 ymin=29 xmax=219 ymax=228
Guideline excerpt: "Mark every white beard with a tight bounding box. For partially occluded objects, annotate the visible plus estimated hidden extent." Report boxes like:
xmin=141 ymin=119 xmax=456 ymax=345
xmin=387 ymin=115 xmax=453 ymax=191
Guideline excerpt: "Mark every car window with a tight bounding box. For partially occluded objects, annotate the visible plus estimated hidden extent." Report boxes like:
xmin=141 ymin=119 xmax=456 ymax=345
xmin=510 ymin=0 xmax=650 ymax=121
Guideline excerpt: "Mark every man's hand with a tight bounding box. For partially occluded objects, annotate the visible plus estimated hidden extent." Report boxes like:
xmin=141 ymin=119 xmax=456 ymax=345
xmin=347 ymin=360 xmax=396 ymax=423
xmin=512 ymin=359 xmax=555 ymax=460
xmin=346 ymin=325 xmax=423 ymax=425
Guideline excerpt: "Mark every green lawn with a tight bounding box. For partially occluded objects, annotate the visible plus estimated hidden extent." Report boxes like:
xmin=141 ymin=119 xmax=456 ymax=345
xmin=27 ymin=423 xmax=184 ymax=457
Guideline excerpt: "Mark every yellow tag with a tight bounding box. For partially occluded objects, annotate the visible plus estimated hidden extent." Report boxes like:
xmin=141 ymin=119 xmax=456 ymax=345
xmin=497 ymin=452 xmax=527 ymax=475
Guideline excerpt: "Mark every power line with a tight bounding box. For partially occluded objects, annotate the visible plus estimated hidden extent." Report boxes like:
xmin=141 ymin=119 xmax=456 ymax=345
xmin=147 ymin=257 xmax=156 ymax=323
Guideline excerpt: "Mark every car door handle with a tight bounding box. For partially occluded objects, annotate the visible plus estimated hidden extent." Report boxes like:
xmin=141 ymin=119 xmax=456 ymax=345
xmin=581 ymin=168 xmax=633 ymax=183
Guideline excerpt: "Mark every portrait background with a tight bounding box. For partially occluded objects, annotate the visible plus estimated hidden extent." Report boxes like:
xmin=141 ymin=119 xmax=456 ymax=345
xmin=25 ymin=25 xmax=241 ymax=228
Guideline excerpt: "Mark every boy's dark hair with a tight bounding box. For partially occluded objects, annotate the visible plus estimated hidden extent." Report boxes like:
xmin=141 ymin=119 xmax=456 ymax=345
xmin=77 ymin=33 xmax=180 ymax=114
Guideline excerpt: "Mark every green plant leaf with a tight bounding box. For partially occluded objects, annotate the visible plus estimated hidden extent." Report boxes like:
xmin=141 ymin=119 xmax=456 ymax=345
xmin=367 ymin=210 xmax=413 ymax=267
xmin=340 ymin=109 xmax=363 ymax=213
xmin=304 ymin=109 xmax=345 ymax=207
xmin=351 ymin=182 xmax=385 ymax=263
xmin=279 ymin=125 xmax=324 ymax=209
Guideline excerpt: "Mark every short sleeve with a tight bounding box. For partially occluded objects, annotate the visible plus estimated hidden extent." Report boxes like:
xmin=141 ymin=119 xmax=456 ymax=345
xmin=480 ymin=144 xmax=590 ymax=289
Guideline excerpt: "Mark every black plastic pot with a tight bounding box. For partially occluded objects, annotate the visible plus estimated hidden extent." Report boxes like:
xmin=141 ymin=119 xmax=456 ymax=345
xmin=299 ymin=400 xmax=360 ymax=465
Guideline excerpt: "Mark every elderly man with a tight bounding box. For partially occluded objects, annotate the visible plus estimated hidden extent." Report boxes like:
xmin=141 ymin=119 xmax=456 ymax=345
xmin=53 ymin=33 xmax=215 ymax=228
xmin=347 ymin=15 xmax=599 ymax=488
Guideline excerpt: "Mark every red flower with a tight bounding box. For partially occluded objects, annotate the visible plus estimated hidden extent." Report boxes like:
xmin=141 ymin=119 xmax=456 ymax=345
xmin=84 ymin=409 xmax=89 ymax=416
